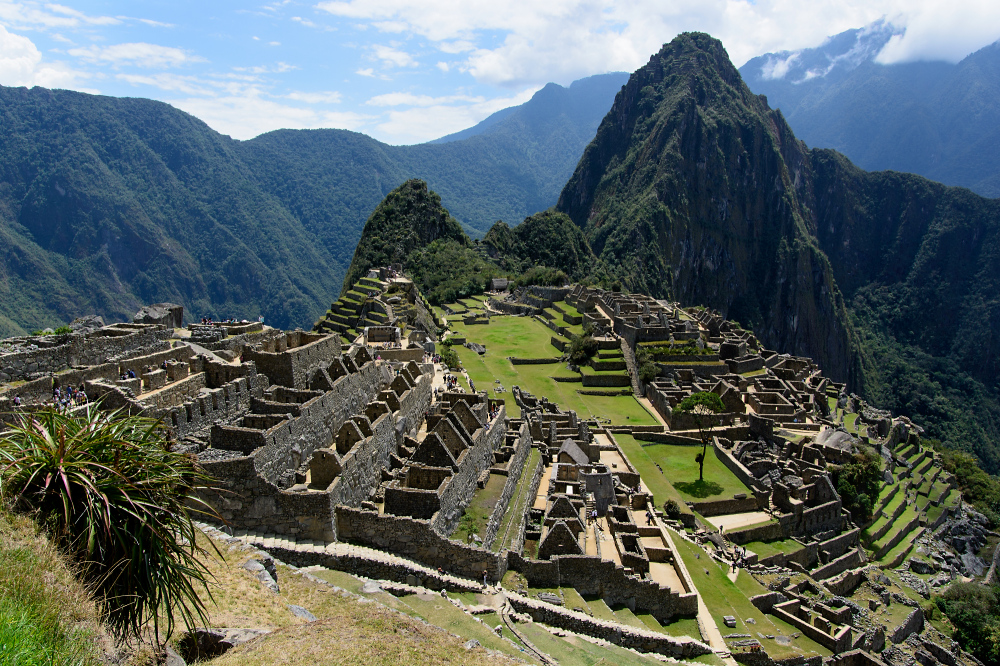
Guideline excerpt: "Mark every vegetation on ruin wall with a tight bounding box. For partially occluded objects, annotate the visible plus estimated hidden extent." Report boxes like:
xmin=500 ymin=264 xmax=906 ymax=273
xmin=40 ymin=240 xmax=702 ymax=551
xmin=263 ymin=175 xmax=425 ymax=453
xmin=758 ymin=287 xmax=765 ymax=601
xmin=830 ymin=447 xmax=882 ymax=522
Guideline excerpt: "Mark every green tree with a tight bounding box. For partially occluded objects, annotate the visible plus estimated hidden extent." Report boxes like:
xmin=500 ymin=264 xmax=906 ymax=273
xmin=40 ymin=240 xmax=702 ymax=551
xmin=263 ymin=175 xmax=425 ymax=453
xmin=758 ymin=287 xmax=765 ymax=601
xmin=834 ymin=446 xmax=882 ymax=522
xmin=936 ymin=583 xmax=1000 ymax=664
xmin=677 ymin=392 xmax=725 ymax=481
xmin=0 ymin=407 xmax=217 ymax=642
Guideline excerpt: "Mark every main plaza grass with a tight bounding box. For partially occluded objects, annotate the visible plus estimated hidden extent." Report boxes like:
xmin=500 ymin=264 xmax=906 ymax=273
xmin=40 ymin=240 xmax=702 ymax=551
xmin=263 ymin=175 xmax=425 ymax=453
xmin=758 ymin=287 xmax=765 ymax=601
xmin=636 ymin=441 xmax=752 ymax=503
xmin=449 ymin=315 xmax=656 ymax=426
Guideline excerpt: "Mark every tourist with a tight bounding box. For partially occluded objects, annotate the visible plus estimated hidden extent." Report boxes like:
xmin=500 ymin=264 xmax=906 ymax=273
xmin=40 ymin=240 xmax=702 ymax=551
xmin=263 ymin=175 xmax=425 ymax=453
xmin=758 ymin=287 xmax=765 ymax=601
xmin=12 ymin=394 xmax=21 ymax=407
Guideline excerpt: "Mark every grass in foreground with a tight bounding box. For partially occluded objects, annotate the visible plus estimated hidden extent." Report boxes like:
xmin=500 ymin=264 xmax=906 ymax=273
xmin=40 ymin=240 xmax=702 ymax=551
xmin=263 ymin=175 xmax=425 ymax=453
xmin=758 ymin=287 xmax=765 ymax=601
xmin=0 ymin=510 xmax=108 ymax=665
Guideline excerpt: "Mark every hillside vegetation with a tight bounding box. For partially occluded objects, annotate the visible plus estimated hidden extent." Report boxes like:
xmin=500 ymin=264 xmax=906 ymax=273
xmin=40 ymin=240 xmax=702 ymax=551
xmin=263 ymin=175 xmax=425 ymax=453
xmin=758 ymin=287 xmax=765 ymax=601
xmin=0 ymin=74 xmax=625 ymax=337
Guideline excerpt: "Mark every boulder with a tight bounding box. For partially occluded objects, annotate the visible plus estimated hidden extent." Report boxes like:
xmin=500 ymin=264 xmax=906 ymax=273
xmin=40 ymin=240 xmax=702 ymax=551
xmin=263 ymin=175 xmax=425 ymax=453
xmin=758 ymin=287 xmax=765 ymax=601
xmin=69 ymin=315 xmax=105 ymax=334
xmin=909 ymin=558 xmax=936 ymax=575
xmin=178 ymin=627 xmax=269 ymax=661
xmin=134 ymin=303 xmax=184 ymax=328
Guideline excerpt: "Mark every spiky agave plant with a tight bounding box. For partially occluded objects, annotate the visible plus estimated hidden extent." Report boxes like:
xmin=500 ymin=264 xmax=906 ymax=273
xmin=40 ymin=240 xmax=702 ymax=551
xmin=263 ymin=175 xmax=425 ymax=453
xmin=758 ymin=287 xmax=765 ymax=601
xmin=0 ymin=406 xmax=218 ymax=641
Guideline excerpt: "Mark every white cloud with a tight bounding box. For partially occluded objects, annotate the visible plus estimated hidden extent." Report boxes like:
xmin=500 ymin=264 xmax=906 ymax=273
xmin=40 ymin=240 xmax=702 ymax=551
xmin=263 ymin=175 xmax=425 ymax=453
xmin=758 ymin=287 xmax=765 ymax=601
xmin=269 ymin=41 xmax=281 ymax=46
xmin=0 ymin=23 xmax=84 ymax=88
xmin=372 ymin=86 xmax=538 ymax=144
xmin=436 ymin=61 xmax=449 ymax=71
xmin=316 ymin=0 xmax=1000 ymax=87
xmin=356 ymin=67 xmax=374 ymax=76
xmin=760 ymin=53 xmax=798 ymax=80
xmin=168 ymin=92 xmax=372 ymax=140
xmin=116 ymin=72 xmax=214 ymax=95
xmin=136 ymin=18 xmax=174 ymax=28
xmin=69 ymin=42 xmax=204 ymax=68
xmin=372 ymin=44 xmax=416 ymax=67
xmin=875 ymin=2 xmax=1000 ymax=63
xmin=287 ymin=90 xmax=342 ymax=103
xmin=233 ymin=61 xmax=296 ymax=74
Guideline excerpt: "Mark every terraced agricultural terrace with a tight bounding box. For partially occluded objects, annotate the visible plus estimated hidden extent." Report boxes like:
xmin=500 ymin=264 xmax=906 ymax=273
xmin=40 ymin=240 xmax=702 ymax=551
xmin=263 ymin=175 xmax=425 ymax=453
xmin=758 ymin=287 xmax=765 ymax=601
xmin=1 ymin=272 xmax=987 ymax=666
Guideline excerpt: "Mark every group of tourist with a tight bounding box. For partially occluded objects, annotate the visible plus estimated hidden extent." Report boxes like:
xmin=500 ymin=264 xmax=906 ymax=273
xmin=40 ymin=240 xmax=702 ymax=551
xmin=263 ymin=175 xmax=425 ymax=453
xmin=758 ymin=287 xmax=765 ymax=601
xmin=119 ymin=368 xmax=137 ymax=381
xmin=372 ymin=341 xmax=403 ymax=349
xmin=199 ymin=316 xmax=263 ymax=325
xmin=52 ymin=384 xmax=87 ymax=409
xmin=442 ymin=373 xmax=461 ymax=391
xmin=730 ymin=545 xmax=749 ymax=572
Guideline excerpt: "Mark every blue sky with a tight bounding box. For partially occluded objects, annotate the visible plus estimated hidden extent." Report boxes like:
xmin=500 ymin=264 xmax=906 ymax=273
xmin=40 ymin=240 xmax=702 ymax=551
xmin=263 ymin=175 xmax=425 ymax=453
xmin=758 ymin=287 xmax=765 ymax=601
xmin=2 ymin=0 xmax=999 ymax=144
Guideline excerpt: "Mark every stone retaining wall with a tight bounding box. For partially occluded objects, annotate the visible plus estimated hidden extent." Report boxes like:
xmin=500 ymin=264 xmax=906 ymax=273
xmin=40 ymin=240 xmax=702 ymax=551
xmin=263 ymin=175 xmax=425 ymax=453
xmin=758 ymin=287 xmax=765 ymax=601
xmin=336 ymin=506 xmax=507 ymax=581
xmin=484 ymin=424 xmax=532 ymax=549
xmin=690 ymin=496 xmax=759 ymax=517
xmin=889 ymin=608 xmax=924 ymax=644
xmin=507 ymin=553 xmax=699 ymax=623
xmin=811 ymin=548 xmax=865 ymax=581
xmin=509 ymin=357 xmax=562 ymax=365
xmin=506 ymin=593 xmax=711 ymax=658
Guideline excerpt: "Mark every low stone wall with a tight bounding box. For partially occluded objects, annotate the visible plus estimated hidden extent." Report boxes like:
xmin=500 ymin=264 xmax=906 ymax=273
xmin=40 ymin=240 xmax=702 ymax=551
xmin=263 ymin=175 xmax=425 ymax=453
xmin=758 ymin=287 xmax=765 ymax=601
xmin=509 ymin=357 xmax=561 ymax=365
xmin=581 ymin=373 xmax=632 ymax=387
xmin=336 ymin=506 xmax=507 ymax=582
xmin=818 ymin=529 xmax=861 ymax=563
xmin=823 ymin=567 xmax=868 ymax=597
xmin=872 ymin=513 xmax=921 ymax=560
xmin=506 ymin=593 xmax=711 ymax=658
xmin=690 ymin=496 xmax=758 ymax=517
xmin=633 ymin=431 xmax=701 ymax=445
xmin=727 ymin=520 xmax=786 ymax=545
xmin=811 ymin=548 xmax=865 ymax=581
xmin=714 ymin=442 xmax=763 ymax=493
xmin=507 ymin=553 xmax=699 ymax=623
xmin=756 ymin=541 xmax=818 ymax=570
xmin=889 ymin=607 xmax=924 ymax=644
xmin=372 ymin=347 xmax=424 ymax=363
xmin=488 ymin=299 xmax=538 ymax=316
xmin=483 ymin=425 xmax=532 ymax=549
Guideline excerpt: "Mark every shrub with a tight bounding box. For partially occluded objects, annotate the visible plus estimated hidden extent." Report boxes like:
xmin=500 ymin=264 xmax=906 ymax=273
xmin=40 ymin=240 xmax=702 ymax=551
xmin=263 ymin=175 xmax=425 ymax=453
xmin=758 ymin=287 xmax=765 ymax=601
xmin=833 ymin=446 xmax=882 ymax=522
xmin=0 ymin=407 xmax=217 ymax=641
xmin=568 ymin=334 xmax=599 ymax=365
xmin=663 ymin=499 xmax=682 ymax=520
xmin=935 ymin=583 xmax=1000 ymax=663
xmin=440 ymin=347 xmax=461 ymax=370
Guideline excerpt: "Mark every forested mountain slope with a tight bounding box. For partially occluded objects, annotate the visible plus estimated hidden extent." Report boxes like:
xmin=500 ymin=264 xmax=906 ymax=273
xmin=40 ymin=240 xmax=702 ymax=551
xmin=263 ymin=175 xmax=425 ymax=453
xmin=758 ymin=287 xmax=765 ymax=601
xmin=0 ymin=75 xmax=624 ymax=335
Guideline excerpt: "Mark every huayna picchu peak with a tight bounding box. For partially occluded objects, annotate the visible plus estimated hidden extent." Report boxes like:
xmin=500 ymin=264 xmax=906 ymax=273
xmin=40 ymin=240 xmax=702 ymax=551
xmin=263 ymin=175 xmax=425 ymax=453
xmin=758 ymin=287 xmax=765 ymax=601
xmin=1 ymin=23 xmax=999 ymax=666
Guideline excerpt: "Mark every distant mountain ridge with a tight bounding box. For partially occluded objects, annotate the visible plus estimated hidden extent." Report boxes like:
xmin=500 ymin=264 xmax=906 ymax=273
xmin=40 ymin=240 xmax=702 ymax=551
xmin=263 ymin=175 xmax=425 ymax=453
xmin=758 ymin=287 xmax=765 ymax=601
xmin=0 ymin=73 xmax=625 ymax=336
xmin=741 ymin=21 xmax=1000 ymax=197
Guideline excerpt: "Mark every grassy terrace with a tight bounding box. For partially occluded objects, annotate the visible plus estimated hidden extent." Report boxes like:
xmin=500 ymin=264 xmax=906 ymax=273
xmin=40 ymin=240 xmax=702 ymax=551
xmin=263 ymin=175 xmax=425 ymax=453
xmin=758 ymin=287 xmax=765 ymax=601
xmin=448 ymin=316 xmax=657 ymax=425
xmin=742 ymin=538 xmax=806 ymax=560
xmin=493 ymin=448 xmax=542 ymax=552
xmin=670 ymin=532 xmax=831 ymax=661
xmin=613 ymin=434 xmax=689 ymax=510
xmin=640 ymin=442 xmax=752 ymax=503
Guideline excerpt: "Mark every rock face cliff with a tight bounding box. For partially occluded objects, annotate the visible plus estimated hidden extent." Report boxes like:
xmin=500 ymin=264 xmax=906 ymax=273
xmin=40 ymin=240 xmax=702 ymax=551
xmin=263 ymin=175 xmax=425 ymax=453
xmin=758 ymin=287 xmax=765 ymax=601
xmin=557 ymin=33 xmax=1000 ymax=469
xmin=558 ymin=33 xmax=857 ymax=384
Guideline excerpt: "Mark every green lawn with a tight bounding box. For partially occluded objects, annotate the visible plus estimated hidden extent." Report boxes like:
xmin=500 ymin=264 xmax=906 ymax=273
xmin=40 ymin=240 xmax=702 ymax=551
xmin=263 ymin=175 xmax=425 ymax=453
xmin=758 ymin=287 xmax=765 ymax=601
xmin=451 ymin=472 xmax=507 ymax=543
xmin=640 ymin=443 xmax=752 ymax=503
xmin=448 ymin=315 xmax=560 ymax=359
xmin=613 ymin=434 xmax=689 ymax=511
xmin=452 ymin=334 xmax=657 ymax=426
xmin=741 ymin=538 xmax=805 ymax=560
xmin=670 ymin=532 xmax=831 ymax=661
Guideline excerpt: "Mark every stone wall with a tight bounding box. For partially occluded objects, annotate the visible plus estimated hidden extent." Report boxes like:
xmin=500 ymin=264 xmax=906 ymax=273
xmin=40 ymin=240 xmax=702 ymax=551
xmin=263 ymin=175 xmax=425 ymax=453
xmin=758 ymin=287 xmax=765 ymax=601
xmin=372 ymin=347 xmax=423 ymax=363
xmin=167 ymin=374 xmax=264 ymax=439
xmin=690 ymin=496 xmax=758 ymax=517
xmin=509 ymin=357 xmax=562 ymax=365
xmin=818 ymin=529 xmax=861 ymax=563
xmin=811 ymin=548 xmax=865 ymax=581
xmin=581 ymin=373 xmax=632 ymax=387
xmin=506 ymin=593 xmax=711 ymax=658
xmin=0 ymin=326 xmax=171 ymax=383
xmin=336 ymin=506 xmax=507 ymax=581
xmin=728 ymin=520 xmax=786 ymax=545
xmin=431 ymin=406 xmax=508 ymax=535
xmin=507 ymin=553 xmax=699 ymax=623
xmin=245 ymin=334 xmax=341 ymax=389
xmin=823 ymin=567 xmax=868 ymax=597
xmin=889 ymin=608 xmax=924 ymax=644
xmin=483 ymin=424 xmax=532 ymax=549
xmin=714 ymin=440 xmax=763 ymax=492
